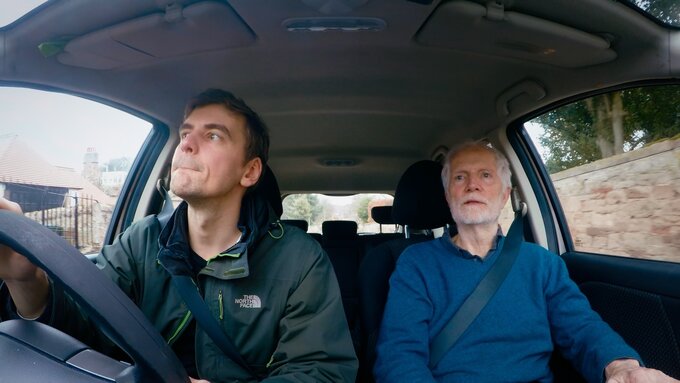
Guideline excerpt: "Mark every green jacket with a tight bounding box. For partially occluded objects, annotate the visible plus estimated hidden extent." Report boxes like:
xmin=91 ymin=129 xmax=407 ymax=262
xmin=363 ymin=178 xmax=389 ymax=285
xmin=45 ymin=197 xmax=357 ymax=382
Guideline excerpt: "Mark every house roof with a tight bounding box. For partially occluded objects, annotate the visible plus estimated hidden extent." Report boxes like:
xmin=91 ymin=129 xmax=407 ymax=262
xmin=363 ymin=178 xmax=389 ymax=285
xmin=0 ymin=134 xmax=86 ymax=189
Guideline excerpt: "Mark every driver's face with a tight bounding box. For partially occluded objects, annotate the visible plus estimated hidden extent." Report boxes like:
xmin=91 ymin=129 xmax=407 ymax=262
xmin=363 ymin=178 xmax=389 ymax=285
xmin=170 ymin=104 xmax=258 ymax=202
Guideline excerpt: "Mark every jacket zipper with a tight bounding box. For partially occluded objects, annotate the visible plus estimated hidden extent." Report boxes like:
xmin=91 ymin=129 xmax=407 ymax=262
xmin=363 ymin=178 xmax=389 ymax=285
xmin=218 ymin=290 xmax=224 ymax=320
xmin=167 ymin=310 xmax=192 ymax=345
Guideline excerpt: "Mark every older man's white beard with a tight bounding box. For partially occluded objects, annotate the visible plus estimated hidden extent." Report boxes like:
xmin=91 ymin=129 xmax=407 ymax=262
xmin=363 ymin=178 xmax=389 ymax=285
xmin=450 ymin=199 xmax=504 ymax=226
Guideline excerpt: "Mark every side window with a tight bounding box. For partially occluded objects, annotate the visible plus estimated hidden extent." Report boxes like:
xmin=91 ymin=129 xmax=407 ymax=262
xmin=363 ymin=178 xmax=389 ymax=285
xmin=525 ymin=85 xmax=680 ymax=262
xmin=282 ymin=193 xmax=396 ymax=234
xmin=0 ymin=87 xmax=152 ymax=254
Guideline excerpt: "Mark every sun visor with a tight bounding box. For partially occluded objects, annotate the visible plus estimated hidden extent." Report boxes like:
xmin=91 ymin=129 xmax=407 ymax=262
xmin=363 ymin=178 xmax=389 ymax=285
xmin=57 ymin=2 xmax=255 ymax=70
xmin=415 ymin=1 xmax=616 ymax=68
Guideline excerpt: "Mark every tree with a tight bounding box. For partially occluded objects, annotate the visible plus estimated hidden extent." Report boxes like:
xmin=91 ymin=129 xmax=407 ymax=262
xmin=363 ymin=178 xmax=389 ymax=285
xmin=355 ymin=196 xmax=371 ymax=224
xmin=533 ymin=86 xmax=680 ymax=173
xmin=632 ymin=0 xmax=680 ymax=25
xmin=281 ymin=194 xmax=323 ymax=226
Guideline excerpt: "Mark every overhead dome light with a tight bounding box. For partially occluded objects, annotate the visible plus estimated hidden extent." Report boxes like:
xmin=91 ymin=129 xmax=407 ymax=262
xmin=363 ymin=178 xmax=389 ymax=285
xmin=283 ymin=17 xmax=386 ymax=32
xmin=319 ymin=158 xmax=359 ymax=167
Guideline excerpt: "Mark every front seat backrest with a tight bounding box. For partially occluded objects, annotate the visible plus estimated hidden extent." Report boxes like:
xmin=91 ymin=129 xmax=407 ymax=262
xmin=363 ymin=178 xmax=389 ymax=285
xmin=322 ymin=220 xmax=362 ymax=336
xmin=391 ymin=160 xmax=454 ymax=233
xmin=357 ymin=160 xmax=453 ymax=382
xmin=254 ymin=165 xmax=283 ymax=218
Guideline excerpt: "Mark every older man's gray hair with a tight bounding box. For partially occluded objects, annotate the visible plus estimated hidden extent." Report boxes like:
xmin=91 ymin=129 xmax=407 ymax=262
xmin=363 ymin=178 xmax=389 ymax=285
xmin=441 ymin=141 xmax=512 ymax=190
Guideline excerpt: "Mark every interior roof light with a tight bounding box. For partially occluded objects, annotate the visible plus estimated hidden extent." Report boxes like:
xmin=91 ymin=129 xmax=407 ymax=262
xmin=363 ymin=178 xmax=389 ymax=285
xmin=283 ymin=17 xmax=386 ymax=32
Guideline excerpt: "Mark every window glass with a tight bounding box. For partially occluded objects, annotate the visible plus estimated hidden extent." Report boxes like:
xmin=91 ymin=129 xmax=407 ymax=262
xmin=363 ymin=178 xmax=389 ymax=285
xmin=0 ymin=1 xmax=46 ymax=28
xmin=0 ymin=87 xmax=152 ymax=254
xmin=525 ymin=85 xmax=680 ymax=262
xmin=282 ymin=193 xmax=396 ymax=234
xmin=626 ymin=0 xmax=680 ymax=27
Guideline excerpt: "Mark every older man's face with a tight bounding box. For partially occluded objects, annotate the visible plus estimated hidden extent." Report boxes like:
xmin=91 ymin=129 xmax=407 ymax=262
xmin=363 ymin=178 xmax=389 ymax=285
xmin=444 ymin=147 xmax=510 ymax=227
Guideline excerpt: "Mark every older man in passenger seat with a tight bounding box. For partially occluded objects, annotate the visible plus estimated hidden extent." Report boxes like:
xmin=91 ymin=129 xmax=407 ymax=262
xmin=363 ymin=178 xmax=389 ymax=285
xmin=374 ymin=141 xmax=678 ymax=383
xmin=0 ymin=89 xmax=357 ymax=382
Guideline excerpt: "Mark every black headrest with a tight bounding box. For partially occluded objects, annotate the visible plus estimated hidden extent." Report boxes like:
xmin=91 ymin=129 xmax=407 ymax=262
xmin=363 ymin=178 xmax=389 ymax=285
xmin=322 ymin=220 xmax=358 ymax=240
xmin=392 ymin=160 xmax=453 ymax=229
xmin=282 ymin=219 xmax=308 ymax=231
xmin=254 ymin=165 xmax=283 ymax=217
xmin=371 ymin=206 xmax=395 ymax=225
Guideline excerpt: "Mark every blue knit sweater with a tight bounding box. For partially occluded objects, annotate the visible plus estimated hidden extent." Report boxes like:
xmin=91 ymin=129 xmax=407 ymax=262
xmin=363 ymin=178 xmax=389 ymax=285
xmin=374 ymin=234 xmax=640 ymax=383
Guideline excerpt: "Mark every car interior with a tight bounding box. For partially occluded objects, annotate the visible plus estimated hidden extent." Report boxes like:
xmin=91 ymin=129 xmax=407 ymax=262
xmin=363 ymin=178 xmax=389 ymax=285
xmin=0 ymin=0 xmax=679 ymax=382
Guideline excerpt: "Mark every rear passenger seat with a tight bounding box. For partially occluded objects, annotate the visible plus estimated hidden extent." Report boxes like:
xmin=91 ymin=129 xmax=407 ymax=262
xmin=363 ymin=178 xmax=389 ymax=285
xmin=255 ymin=167 xmax=362 ymax=349
xmin=361 ymin=206 xmax=402 ymax=254
xmin=370 ymin=206 xmax=397 ymax=234
xmin=258 ymin=163 xmax=451 ymax=381
xmin=321 ymin=220 xmax=363 ymax=338
xmin=356 ymin=160 xmax=454 ymax=382
xmin=280 ymin=218 xmax=323 ymax=243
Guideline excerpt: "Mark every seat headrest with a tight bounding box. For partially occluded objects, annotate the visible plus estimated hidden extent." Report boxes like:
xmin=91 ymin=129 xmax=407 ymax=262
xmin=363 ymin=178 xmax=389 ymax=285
xmin=254 ymin=165 xmax=283 ymax=217
xmin=371 ymin=206 xmax=395 ymax=225
xmin=282 ymin=219 xmax=308 ymax=231
xmin=392 ymin=160 xmax=453 ymax=229
xmin=322 ymin=220 xmax=358 ymax=240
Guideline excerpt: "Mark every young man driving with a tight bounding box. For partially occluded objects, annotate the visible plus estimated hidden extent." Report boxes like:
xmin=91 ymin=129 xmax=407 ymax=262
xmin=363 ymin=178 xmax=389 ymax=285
xmin=0 ymin=89 xmax=357 ymax=382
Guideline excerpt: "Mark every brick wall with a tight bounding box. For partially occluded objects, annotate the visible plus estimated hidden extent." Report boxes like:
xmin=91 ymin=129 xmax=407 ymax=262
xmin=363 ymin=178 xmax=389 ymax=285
xmin=550 ymin=138 xmax=680 ymax=262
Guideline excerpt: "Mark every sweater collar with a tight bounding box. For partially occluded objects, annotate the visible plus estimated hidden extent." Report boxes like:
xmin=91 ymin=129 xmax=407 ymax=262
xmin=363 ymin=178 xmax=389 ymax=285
xmin=445 ymin=226 xmax=504 ymax=261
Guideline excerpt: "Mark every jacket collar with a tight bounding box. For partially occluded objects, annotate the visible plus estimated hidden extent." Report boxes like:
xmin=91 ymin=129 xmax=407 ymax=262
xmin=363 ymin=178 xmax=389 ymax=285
xmin=157 ymin=193 xmax=276 ymax=280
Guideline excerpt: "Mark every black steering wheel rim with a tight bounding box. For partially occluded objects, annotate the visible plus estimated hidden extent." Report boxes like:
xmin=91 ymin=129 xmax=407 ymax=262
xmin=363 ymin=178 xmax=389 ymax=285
xmin=0 ymin=210 xmax=188 ymax=382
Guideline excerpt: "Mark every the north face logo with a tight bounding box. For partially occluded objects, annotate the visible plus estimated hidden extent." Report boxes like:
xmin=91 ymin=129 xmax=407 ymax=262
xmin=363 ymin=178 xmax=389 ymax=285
xmin=235 ymin=295 xmax=261 ymax=308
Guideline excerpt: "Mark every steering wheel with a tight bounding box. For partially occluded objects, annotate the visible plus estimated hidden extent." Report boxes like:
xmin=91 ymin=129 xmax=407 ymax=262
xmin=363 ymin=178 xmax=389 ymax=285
xmin=0 ymin=210 xmax=189 ymax=382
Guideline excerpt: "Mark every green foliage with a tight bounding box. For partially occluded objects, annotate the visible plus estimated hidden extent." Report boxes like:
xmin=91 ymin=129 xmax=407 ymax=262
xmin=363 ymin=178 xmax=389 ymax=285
xmin=355 ymin=196 xmax=371 ymax=223
xmin=281 ymin=194 xmax=323 ymax=225
xmin=531 ymin=85 xmax=680 ymax=173
xmin=623 ymin=87 xmax=680 ymax=143
xmin=632 ymin=0 xmax=680 ymax=25
xmin=281 ymin=193 xmax=393 ymax=230
xmin=534 ymin=100 xmax=599 ymax=172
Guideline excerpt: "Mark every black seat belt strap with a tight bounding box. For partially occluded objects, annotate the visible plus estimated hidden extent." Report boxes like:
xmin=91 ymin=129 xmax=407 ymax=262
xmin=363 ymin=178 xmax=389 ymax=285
xmin=156 ymin=180 xmax=174 ymax=229
xmin=429 ymin=213 xmax=524 ymax=368
xmin=170 ymin=275 xmax=259 ymax=379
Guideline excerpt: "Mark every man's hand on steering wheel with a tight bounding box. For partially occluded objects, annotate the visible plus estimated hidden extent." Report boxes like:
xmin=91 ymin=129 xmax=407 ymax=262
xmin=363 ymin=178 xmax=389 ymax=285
xmin=0 ymin=197 xmax=49 ymax=319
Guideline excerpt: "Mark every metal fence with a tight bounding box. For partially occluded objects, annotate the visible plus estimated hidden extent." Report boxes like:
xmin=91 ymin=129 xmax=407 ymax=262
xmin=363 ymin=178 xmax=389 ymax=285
xmin=23 ymin=194 xmax=103 ymax=252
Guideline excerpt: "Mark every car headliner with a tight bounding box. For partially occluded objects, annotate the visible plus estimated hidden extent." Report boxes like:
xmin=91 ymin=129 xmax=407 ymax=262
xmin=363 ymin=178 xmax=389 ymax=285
xmin=0 ymin=0 xmax=678 ymax=194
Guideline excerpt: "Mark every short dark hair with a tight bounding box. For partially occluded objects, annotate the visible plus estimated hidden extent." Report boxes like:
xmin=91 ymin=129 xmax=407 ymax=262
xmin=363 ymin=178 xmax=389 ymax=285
xmin=184 ymin=89 xmax=269 ymax=165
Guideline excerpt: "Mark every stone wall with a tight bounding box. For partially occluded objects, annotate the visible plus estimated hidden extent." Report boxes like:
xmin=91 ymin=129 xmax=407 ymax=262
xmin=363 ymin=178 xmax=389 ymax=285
xmin=550 ymin=138 xmax=680 ymax=262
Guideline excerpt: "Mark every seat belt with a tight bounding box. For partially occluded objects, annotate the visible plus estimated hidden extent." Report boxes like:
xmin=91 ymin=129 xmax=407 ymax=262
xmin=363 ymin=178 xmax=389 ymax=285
xmin=171 ymin=275 xmax=259 ymax=380
xmin=429 ymin=209 xmax=525 ymax=368
xmin=156 ymin=179 xmax=174 ymax=229
xmin=155 ymin=181 xmax=259 ymax=379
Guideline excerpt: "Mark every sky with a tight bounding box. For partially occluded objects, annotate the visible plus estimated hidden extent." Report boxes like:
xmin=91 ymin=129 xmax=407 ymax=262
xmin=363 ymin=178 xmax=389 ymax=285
xmin=0 ymin=88 xmax=152 ymax=172
xmin=524 ymin=122 xmax=548 ymax=159
xmin=0 ymin=1 xmax=46 ymax=27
